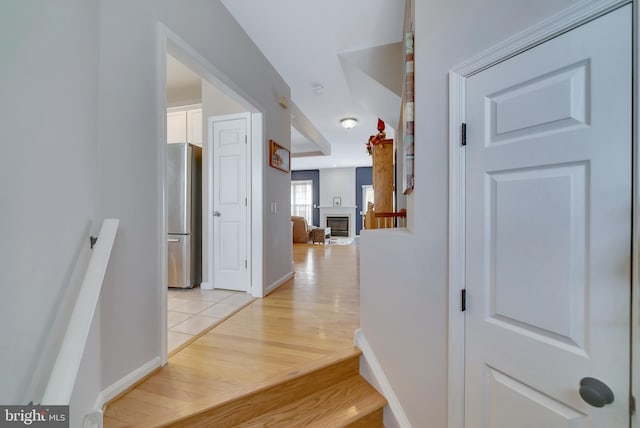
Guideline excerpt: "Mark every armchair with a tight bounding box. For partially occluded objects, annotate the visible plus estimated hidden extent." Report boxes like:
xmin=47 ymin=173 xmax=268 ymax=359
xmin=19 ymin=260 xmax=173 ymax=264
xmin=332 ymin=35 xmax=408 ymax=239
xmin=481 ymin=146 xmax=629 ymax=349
xmin=291 ymin=216 xmax=316 ymax=243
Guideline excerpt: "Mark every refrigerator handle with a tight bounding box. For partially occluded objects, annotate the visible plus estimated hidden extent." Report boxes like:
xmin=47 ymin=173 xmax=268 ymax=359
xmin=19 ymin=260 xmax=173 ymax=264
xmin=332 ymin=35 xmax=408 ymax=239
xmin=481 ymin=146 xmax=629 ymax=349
xmin=168 ymin=238 xmax=180 ymax=242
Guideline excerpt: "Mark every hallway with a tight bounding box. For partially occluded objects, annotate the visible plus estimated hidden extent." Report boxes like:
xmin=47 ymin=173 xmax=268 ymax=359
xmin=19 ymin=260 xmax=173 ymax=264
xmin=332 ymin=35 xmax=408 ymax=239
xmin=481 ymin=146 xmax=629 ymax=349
xmin=104 ymin=243 xmax=360 ymax=426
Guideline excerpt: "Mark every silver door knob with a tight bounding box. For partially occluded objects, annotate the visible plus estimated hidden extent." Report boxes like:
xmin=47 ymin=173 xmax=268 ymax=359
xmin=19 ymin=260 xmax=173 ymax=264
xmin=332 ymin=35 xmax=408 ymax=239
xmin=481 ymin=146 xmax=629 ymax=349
xmin=213 ymin=211 xmax=221 ymax=217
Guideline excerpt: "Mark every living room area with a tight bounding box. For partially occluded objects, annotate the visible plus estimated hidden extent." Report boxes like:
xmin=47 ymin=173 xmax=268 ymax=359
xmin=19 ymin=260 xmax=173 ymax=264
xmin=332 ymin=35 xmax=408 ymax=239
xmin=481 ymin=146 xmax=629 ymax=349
xmin=291 ymin=167 xmax=372 ymax=246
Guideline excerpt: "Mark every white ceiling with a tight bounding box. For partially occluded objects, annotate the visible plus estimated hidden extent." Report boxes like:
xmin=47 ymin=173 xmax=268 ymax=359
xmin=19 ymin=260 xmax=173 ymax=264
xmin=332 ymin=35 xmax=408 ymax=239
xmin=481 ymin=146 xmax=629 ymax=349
xmin=222 ymin=0 xmax=405 ymax=170
xmin=166 ymin=54 xmax=202 ymax=105
xmin=166 ymin=1 xmax=406 ymax=170
xmin=166 ymin=54 xmax=201 ymax=91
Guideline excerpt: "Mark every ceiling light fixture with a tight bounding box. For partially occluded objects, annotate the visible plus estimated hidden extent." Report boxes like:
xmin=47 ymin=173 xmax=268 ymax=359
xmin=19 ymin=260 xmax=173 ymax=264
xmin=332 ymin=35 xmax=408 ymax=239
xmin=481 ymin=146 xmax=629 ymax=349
xmin=339 ymin=117 xmax=358 ymax=129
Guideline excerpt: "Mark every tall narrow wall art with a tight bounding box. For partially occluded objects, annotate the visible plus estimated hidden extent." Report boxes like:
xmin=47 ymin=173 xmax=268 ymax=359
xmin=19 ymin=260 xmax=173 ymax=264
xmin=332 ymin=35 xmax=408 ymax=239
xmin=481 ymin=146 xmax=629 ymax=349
xmin=403 ymin=31 xmax=415 ymax=194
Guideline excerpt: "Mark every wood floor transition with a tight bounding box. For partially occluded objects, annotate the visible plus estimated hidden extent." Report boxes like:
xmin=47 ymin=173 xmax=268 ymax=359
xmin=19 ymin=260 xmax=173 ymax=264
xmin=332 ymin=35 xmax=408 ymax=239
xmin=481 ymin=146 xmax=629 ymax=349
xmin=103 ymin=242 xmax=363 ymax=427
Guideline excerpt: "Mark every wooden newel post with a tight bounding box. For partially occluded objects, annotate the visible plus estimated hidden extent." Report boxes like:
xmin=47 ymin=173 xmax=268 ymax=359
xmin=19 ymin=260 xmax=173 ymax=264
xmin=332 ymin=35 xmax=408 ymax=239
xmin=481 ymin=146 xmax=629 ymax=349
xmin=372 ymin=139 xmax=394 ymax=214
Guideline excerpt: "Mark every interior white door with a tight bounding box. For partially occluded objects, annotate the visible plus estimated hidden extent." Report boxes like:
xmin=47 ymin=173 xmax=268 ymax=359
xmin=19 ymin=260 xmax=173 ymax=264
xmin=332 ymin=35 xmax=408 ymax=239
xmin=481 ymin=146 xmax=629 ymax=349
xmin=465 ymin=6 xmax=631 ymax=427
xmin=211 ymin=114 xmax=248 ymax=292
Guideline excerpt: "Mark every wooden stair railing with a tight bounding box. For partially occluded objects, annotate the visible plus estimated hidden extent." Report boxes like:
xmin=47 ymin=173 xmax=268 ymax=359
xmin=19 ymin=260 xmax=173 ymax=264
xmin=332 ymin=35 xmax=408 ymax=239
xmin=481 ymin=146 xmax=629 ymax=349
xmin=365 ymin=208 xmax=407 ymax=229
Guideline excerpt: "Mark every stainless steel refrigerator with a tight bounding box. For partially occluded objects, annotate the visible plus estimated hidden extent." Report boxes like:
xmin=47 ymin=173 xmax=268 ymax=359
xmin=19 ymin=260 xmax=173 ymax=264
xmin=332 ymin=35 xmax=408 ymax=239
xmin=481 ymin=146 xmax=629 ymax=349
xmin=167 ymin=143 xmax=202 ymax=288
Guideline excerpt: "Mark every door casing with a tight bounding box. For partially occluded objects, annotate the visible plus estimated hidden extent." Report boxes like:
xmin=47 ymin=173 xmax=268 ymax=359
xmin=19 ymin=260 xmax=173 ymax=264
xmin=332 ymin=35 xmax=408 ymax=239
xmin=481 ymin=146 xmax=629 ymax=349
xmin=446 ymin=1 xmax=636 ymax=427
xmin=156 ymin=24 xmax=265 ymax=364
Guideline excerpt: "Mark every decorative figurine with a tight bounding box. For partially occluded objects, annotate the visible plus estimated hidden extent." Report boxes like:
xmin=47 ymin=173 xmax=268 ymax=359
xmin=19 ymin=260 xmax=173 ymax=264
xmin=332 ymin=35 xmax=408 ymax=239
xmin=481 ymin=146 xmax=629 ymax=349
xmin=366 ymin=118 xmax=387 ymax=155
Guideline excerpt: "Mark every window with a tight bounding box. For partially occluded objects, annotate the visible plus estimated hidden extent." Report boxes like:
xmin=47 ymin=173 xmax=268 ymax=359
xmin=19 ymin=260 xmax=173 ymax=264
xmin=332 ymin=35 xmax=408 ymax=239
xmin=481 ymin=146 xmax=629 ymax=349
xmin=291 ymin=180 xmax=313 ymax=225
xmin=361 ymin=185 xmax=374 ymax=230
xmin=362 ymin=185 xmax=374 ymax=213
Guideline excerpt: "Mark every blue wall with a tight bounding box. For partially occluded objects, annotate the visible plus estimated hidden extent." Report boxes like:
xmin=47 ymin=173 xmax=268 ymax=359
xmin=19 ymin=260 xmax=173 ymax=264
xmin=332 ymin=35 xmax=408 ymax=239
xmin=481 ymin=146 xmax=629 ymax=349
xmin=291 ymin=169 xmax=320 ymax=226
xmin=355 ymin=167 xmax=373 ymax=235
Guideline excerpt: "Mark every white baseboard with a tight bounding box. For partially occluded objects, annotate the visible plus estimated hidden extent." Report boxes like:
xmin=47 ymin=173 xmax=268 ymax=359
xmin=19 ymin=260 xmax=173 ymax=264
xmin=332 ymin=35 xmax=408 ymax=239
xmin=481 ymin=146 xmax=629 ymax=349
xmin=263 ymin=271 xmax=294 ymax=297
xmin=93 ymin=356 xmax=162 ymax=412
xmin=200 ymin=281 xmax=213 ymax=290
xmin=82 ymin=409 xmax=103 ymax=428
xmin=354 ymin=329 xmax=412 ymax=428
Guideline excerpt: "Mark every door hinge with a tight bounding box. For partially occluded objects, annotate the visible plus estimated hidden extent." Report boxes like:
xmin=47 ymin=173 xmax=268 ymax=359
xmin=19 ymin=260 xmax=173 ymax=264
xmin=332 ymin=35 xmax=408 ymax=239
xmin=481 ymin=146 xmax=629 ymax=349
xmin=461 ymin=289 xmax=466 ymax=312
xmin=245 ymin=135 xmax=247 ymax=144
xmin=245 ymin=259 xmax=248 ymax=269
xmin=245 ymin=197 xmax=247 ymax=207
xmin=631 ymin=394 xmax=636 ymax=415
xmin=461 ymin=123 xmax=467 ymax=146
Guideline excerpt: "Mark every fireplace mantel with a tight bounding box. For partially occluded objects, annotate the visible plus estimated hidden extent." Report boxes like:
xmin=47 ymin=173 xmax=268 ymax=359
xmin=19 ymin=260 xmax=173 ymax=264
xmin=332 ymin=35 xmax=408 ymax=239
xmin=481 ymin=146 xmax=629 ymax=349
xmin=318 ymin=206 xmax=356 ymax=238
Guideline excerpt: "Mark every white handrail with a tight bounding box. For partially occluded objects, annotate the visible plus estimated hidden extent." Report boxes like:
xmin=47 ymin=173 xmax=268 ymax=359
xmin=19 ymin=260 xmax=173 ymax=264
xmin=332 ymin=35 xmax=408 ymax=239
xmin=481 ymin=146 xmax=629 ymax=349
xmin=42 ymin=219 xmax=119 ymax=405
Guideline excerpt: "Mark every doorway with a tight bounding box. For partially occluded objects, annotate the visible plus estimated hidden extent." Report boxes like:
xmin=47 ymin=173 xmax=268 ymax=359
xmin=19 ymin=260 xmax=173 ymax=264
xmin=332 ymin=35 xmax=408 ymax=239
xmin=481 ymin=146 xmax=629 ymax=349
xmin=159 ymin=30 xmax=264 ymax=362
xmin=448 ymin=4 xmax=633 ymax=427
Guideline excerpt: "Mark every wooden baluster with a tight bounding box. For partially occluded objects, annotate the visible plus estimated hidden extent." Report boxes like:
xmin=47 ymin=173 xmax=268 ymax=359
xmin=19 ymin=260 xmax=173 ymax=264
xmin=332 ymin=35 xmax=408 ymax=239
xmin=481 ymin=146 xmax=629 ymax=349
xmin=365 ymin=203 xmax=376 ymax=230
xmin=372 ymin=209 xmax=407 ymax=229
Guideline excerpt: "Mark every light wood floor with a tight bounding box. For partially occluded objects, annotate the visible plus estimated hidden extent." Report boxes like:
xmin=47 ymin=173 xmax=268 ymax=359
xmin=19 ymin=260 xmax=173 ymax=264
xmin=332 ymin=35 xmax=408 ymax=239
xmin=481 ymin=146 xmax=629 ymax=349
xmin=104 ymin=242 xmax=360 ymax=427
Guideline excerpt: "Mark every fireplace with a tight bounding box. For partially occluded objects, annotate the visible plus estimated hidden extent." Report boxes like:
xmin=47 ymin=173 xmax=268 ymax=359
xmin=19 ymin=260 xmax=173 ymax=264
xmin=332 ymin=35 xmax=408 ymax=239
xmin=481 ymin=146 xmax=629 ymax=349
xmin=326 ymin=216 xmax=349 ymax=237
xmin=319 ymin=207 xmax=355 ymax=238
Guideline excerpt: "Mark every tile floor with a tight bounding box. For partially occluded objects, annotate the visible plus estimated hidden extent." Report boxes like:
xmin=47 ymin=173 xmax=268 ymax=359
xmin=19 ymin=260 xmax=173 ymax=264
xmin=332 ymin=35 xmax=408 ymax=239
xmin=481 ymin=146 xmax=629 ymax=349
xmin=167 ymin=287 xmax=255 ymax=353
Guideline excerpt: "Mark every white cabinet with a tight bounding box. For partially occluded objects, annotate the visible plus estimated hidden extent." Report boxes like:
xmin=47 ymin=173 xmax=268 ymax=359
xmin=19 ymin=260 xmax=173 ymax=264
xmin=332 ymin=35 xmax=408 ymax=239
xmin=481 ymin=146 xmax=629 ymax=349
xmin=167 ymin=106 xmax=202 ymax=146
xmin=167 ymin=110 xmax=188 ymax=144
xmin=186 ymin=108 xmax=202 ymax=146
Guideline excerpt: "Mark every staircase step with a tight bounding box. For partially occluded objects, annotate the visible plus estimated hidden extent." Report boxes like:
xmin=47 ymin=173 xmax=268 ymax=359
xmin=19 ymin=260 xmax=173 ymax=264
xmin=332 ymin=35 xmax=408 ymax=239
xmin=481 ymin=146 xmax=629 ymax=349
xmin=170 ymin=347 xmax=373 ymax=427
xmin=345 ymin=408 xmax=384 ymax=428
xmin=238 ymin=375 xmax=386 ymax=427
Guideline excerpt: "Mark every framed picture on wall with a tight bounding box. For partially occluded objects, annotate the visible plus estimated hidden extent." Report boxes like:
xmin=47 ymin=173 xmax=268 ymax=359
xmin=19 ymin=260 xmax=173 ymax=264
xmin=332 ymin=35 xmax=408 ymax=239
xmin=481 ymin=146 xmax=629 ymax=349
xmin=333 ymin=197 xmax=342 ymax=207
xmin=269 ymin=140 xmax=290 ymax=173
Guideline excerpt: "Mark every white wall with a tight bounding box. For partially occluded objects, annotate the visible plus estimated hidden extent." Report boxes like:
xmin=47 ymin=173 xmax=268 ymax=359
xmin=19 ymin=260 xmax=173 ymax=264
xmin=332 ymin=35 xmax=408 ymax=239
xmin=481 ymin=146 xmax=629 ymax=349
xmin=1 ymin=0 xmax=291 ymax=423
xmin=167 ymin=83 xmax=202 ymax=108
xmin=0 ymin=0 xmax=100 ymax=408
xmin=360 ymin=0 xmax=583 ymax=426
xmin=318 ymin=168 xmax=357 ymax=237
xmin=201 ymin=80 xmax=245 ymax=285
xmin=319 ymin=168 xmax=356 ymax=208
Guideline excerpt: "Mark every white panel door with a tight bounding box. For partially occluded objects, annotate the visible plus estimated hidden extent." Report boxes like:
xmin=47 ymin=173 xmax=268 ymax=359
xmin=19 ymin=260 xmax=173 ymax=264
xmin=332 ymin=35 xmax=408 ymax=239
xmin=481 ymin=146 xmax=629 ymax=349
xmin=465 ymin=6 xmax=631 ymax=427
xmin=211 ymin=114 xmax=248 ymax=291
